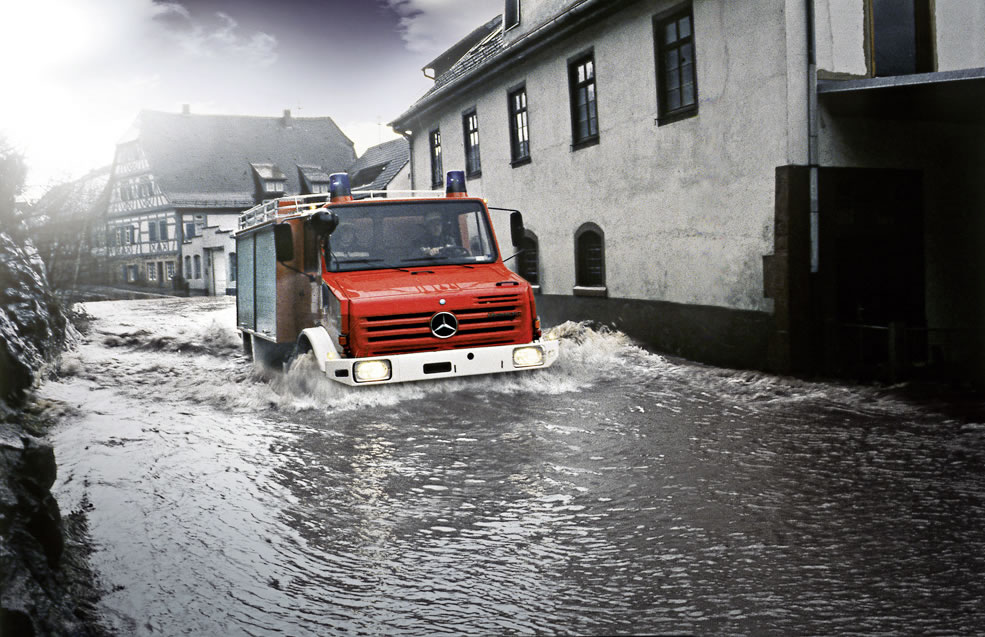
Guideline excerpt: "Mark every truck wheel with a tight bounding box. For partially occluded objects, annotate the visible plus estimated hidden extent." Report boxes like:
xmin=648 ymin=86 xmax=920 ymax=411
xmin=283 ymin=338 xmax=312 ymax=372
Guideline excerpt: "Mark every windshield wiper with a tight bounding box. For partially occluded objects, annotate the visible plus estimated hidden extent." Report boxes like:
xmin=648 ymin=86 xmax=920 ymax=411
xmin=334 ymin=257 xmax=386 ymax=265
xmin=400 ymin=255 xmax=450 ymax=263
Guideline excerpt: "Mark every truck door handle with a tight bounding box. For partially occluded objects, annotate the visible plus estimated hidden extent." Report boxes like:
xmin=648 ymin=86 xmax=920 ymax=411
xmin=496 ymin=281 xmax=520 ymax=286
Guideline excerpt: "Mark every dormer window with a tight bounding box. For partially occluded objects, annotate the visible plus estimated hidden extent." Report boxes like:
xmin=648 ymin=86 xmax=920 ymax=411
xmin=251 ymin=162 xmax=287 ymax=200
xmin=505 ymin=0 xmax=520 ymax=31
xmin=298 ymin=164 xmax=332 ymax=195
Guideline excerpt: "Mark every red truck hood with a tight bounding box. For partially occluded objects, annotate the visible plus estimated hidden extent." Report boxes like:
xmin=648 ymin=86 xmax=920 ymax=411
xmin=327 ymin=264 xmax=526 ymax=300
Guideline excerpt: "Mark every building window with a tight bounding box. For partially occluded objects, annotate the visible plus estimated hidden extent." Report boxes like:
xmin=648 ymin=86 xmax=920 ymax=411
xmin=193 ymin=255 xmax=201 ymax=279
xmin=184 ymin=256 xmax=191 ymax=278
xmin=148 ymin=262 xmax=158 ymax=281
xmin=870 ymin=0 xmax=933 ymax=76
xmin=185 ymin=222 xmax=196 ymax=239
xmin=504 ymin=0 xmax=520 ymax=30
xmin=159 ymin=220 xmax=168 ymax=241
xmin=462 ymin=109 xmax=481 ymax=177
xmin=655 ymin=5 xmax=698 ymax=124
xmin=429 ymin=128 xmax=443 ymax=187
xmin=166 ymin=261 xmax=175 ymax=281
xmin=149 ymin=221 xmax=158 ymax=242
xmin=574 ymin=222 xmax=605 ymax=293
xmin=127 ymin=265 xmax=138 ymax=283
xmin=508 ymin=85 xmax=530 ymax=164
xmin=518 ymin=231 xmax=539 ymax=287
xmin=568 ymin=52 xmax=599 ymax=148
xmin=128 ymin=226 xmax=136 ymax=245
xmin=264 ymin=180 xmax=285 ymax=193
xmin=229 ymin=252 xmax=237 ymax=282
xmin=138 ymin=177 xmax=153 ymax=198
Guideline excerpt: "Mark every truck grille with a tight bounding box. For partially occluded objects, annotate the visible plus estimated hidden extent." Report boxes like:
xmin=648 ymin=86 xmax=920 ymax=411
xmin=355 ymin=294 xmax=525 ymax=356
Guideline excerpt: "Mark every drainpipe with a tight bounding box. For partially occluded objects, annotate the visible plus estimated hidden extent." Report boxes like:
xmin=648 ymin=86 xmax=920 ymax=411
xmin=806 ymin=0 xmax=819 ymax=273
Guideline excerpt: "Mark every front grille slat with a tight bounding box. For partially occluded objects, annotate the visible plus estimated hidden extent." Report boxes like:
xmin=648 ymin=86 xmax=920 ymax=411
xmin=356 ymin=294 xmax=527 ymax=356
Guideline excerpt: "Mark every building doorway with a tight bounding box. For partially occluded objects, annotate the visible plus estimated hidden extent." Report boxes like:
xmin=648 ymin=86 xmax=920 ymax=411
xmin=206 ymin=248 xmax=227 ymax=296
xmin=817 ymin=168 xmax=926 ymax=379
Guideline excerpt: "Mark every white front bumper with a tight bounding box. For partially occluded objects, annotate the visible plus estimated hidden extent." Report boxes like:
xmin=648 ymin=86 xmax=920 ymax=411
xmin=322 ymin=340 xmax=559 ymax=386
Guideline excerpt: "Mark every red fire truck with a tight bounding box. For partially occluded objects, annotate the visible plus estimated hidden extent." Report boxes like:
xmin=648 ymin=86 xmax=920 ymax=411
xmin=233 ymin=170 xmax=558 ymax=385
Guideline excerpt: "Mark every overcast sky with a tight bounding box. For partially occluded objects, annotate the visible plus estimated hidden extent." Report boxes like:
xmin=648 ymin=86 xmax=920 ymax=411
xmin=0 ymin=0 xmax=497 ymax=198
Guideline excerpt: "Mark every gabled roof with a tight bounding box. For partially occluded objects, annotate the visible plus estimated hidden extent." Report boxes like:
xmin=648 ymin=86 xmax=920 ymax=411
xmin=298 ymin=164 xmax=331 ymax=184
xmin=393 ymin=17 xmax=505 ymax=129
xmin=423 ymin=14 xmax=503 ymax=78
xmin=391 ymin=0 xmax=637 ymax=130
xmin=132 ymin=110 xmax=356 ymax=206
xmin=347 ymin=138 xmax=410 ymax=191
xmin=250 ymin=163 xmax=286 ymax=181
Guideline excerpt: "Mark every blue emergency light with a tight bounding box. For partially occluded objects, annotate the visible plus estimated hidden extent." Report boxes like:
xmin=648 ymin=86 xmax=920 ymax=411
xmin=329 ymin=173 xmax=352 ymax=202
xmin=446 ymin=170 xmax=467 ymax=197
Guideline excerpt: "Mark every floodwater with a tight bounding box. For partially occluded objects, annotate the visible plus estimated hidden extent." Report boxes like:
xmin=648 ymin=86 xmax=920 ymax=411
xmin=41 ymin=296 xmax=985 ymax=635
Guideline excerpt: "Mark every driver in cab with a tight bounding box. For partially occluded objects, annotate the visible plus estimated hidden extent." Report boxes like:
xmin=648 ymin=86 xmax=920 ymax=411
xmin=417 ymin=211 xmax=461 ymax=257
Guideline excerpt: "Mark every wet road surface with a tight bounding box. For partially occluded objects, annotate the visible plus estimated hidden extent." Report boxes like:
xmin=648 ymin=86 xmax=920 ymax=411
xmin=41 ymin=297 xmax=985 ymax=635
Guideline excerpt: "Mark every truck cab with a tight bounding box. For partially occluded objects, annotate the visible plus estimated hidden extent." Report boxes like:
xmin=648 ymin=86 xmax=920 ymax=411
xmin=234 ymin=171 xmax=558 ymax=385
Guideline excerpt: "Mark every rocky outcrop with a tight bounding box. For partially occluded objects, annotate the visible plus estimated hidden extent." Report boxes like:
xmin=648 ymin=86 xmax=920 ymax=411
xmin=1 ymin=231 xmax=67 ymax=403
xmin=1 ymin=232 xmax=100 ymax=635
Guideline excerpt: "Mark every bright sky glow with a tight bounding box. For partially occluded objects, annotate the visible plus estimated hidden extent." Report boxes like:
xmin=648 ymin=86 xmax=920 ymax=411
xmin=0 ymin=0 xmax=496 ymax=198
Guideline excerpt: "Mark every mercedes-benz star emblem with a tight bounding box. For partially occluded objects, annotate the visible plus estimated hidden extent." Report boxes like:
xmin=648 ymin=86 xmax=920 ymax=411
xmin=429 ymin=312 xmax=458 ymax=339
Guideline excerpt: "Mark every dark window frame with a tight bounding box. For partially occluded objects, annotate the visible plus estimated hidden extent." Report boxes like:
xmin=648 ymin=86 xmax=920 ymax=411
xmin=429 ymin=128 xmax=443 ymax=188
xmin=568 ymin=49 xmax=600 ymax=150
xmin=654 ymin=3 xmax=699 ymax=126
xmin=462 ymin=107 xmax=482 ymax=178
xmin=574 ymin=222 xmax=606 ymax=293
xmin=869 ymin=0 xmax=934 ymax=77
xmin=507 ymin=83 xmax=531 ymax=166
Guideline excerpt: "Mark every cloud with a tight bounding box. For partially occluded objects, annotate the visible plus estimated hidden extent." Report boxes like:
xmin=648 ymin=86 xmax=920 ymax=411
xmin=155 ymin=6 xmax=279 ymax=67
xmin=383 ymin=0 xmax=498 ymax=55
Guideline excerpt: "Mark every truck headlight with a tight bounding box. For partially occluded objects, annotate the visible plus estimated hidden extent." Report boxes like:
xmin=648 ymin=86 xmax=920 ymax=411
xmin=512 ymin=345 xmax=545 ymax=368
xmin=353 ymin=359 xmax=391 ymax=383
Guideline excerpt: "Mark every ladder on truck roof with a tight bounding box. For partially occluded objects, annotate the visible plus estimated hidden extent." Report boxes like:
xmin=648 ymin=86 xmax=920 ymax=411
xmin=236 ymin=189 xmax=445 ymax=232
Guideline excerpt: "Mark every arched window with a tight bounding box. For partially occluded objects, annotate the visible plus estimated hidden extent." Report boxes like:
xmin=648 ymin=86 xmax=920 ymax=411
xmin=517 ymin=231 xmax=539 ymax=287
xmin=574 ymin=222 xmax=605 ymax=290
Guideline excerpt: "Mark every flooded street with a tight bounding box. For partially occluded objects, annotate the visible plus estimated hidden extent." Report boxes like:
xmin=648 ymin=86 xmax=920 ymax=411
xmin=41 ymin=296 xmax=985 ymax=635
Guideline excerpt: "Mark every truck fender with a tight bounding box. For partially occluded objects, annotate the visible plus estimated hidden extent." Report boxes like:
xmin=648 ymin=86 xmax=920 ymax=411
xmin=298 ymin=327 xmax=341 ymax=373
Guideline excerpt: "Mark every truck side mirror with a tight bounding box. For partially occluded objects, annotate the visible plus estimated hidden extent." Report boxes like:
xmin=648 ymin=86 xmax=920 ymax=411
xmin=510 ymin=211 xmax=524 ymax=248
xmin=274 ymin=224 xmax=294 ymax=262
xmin=310 ymin=209 xmax=339 ymax=237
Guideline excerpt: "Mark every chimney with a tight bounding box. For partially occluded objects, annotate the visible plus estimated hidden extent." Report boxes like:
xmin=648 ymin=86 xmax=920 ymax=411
xmin=282 ymin=109 xmax=292 ymax=127
xmin=182 ymin=104 xmax=190 ymax=115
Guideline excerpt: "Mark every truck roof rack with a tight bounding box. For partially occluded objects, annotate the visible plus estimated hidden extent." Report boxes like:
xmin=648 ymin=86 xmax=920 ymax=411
xmin=237 ymin=189 xmax=446 ymax=232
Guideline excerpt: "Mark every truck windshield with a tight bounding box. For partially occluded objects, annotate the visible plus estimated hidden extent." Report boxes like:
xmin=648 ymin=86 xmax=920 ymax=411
xmin=326 ymin=200 xmax=498 ymax=272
